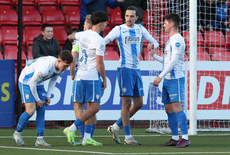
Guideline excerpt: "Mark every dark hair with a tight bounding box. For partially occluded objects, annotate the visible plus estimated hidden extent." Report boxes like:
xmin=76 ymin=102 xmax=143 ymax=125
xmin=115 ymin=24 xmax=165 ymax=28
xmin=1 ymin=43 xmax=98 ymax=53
xmin=68 ymin=28 xmax=79 ymax=35
xmin=59 ymin=50 xmax=73 ymax=64
xmin=163 ymin=13 xmax=180 ymax=28
xmin=125 ymin=6 xmax=138 ymax=17
xmin=42 ymin=24 xmax=53 ymax=31
xmin=70 ymin=28 xmax=79 ymax=33
xmin=91 ymin=11 xmax=108 ymax=25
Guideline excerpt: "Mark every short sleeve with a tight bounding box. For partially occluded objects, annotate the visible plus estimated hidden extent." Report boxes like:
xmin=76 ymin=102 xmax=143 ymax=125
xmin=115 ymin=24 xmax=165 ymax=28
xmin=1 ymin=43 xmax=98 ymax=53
xmin=94 ymin=38 xmax=105 ymax=56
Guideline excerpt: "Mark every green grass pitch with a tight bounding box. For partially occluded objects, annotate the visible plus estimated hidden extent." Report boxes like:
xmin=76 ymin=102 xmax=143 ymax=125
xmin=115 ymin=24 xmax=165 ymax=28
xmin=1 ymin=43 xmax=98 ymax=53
xmin=0 ymin=128 xmax=230 ymax=155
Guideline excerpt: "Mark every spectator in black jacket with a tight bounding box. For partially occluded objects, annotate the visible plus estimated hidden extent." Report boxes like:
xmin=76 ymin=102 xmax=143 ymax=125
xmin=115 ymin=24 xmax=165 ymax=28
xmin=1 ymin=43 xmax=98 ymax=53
xmin=32 ymin=24 xmax=61 ymax=59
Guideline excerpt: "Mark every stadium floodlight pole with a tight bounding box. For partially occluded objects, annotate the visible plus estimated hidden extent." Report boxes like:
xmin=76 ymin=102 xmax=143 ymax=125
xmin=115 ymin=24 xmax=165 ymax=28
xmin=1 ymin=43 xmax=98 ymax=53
xmin=189 ymin=0 xmax=197 ymax=135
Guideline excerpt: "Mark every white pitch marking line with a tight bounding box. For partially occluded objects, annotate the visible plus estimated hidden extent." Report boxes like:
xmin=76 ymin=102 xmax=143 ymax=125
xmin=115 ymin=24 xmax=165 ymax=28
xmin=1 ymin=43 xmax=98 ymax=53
xmin=0 ymin=146 xmax=230 ymax=155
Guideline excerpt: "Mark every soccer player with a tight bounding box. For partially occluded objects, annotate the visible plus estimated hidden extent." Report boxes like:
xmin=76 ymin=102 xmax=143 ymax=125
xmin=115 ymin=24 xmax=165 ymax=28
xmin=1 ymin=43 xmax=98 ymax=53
xmin=13 ymin=50 xmax=73 ymax=147
xmin=104 ymin=6 xmax=159 ymax=145
xmin=63 ymin=11 xmax=108 ymax=146
xmin=149 ymin=13 xmax=191 ymax=148
xmin=70 ymin=14 xmax=97 ymax=144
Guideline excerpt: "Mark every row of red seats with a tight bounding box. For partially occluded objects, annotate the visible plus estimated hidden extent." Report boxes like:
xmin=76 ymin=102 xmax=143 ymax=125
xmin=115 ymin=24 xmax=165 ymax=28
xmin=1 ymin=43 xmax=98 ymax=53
xmin=0 ymin=0 xmax=80 ymax=11
xmin=0 ymin=5 xmax=159 ymax=31
xmin=0 ymin=7 xmax=129 ymax=30
xmin=0 ymin=8 xmax=80 ymax=30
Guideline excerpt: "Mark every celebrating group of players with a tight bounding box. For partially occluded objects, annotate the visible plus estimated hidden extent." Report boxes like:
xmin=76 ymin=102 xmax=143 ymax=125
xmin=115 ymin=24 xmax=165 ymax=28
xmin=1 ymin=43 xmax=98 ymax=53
xmin=13 ymin=6 xmax=190 ymax=148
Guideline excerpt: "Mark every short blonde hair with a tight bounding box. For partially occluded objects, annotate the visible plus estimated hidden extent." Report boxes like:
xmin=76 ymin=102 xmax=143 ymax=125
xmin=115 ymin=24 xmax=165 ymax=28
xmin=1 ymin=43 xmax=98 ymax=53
xmin=85 ymin=14 xmax=92 ymax=27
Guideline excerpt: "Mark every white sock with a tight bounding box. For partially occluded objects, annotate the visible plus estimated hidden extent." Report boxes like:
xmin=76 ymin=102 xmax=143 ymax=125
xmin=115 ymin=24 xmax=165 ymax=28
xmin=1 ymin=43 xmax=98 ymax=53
xmin=69 ymin=124 xmax=77 ymax=132
xmin=83 ymin=133 xmax=91 ymax=140
xmin=182 ymin=134 xmax=188 ymax=140
xmin=125 ymin=135 xmax=132 ymax=140
xmin=37 ymin=136 xmax=43 ymax=140
xmin=15 ymin=131 xmax=21 ymax=134
xmin=172 ymin=135 xmax=179 ymax=141
xmin=113 ymin=123 xmax=120 ymax=131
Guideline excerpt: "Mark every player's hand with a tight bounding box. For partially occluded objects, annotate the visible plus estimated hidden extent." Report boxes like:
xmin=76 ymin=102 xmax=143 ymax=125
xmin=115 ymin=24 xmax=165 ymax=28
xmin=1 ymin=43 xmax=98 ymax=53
xmin=68 ymin=33 xmax=76 ymax=41
xmin=45 ymin=97 xmax=51 ymax=106
xmin=36 ymin=100 xmax=44 ymax=108
xmin=153 ymin=76 xmax=162 ymax=87
xmin=102 ymin=79 xmax=107 ymax=90
xmin=71 ymin=74 xmax=75 ymax=80
xmin=147 ymin=43 xmax=155 ymax=56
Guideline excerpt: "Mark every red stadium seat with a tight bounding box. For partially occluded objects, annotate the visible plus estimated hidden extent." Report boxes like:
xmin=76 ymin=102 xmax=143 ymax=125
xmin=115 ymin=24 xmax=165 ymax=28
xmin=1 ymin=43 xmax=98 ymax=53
xmin=182 ymin=30 xmax=204 ymax=46
xmin=196 ymin=46 xmax=210 ymax=61
xmin=14 ymin=0 xmax=37 ymax=10
xmin=4 ymin=45 xmax=27 ymax=60
xmin=62 ymin=5 xmax=79 ymax=14
xmin=110 ymin=8 xmax=123 ymax=26
xmin=0 ymin=9 xmax=18 ymax=27
xmin=143 ymin=48 xmax=163 ymax=61
xmin=143 ymin=11 xmax=148 ymax=25
xmin=0 ymin=27 xmax=17 ymax=46
xmin=204 ymin=31 xmax=225 ymax=47
xmin=23 ymin=29 xmax=41 ymax=58
xmin=42 ymin=10 xmax=66 ymax=26
xmin=104 ymin=50 xmax=119 ymax=60
xmin=23 ymin=9 xmax=42 ymax=28
xmin=210 ymin=47 xmax=230 ymax=61
xmin=60 ymin=0 xmax=80 ymax=14
xmin=143 ymin=32 xmax=159 ymax=47
xmin=103 ymin=25 xmax=112 ymax=38
xmin=151 ymin=6 xmax=168 ymax=27
xmin=65 ymin=10 xmax=80 ymax=29
xmin=0 ymin=0 xmax=13 ymax=9
xmin=0 ymin=51 xmax=3 ymax=59
xmin=225 ymin=31 xmax=230 ymax=49
xmin=151 ymin=0 xmax=167 ymax=6
xmin=37 ymin=0 xmax=59 ymax=14
xmin=53 ymin=28 xmax=68 ymax=46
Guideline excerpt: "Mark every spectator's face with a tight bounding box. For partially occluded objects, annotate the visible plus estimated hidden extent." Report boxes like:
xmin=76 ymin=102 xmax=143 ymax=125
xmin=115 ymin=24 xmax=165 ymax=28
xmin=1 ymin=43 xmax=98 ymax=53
xmin=42 ymin=27 xmax=53 ymax=40
xmin=125 ymin=10 xmax=137 ymax=27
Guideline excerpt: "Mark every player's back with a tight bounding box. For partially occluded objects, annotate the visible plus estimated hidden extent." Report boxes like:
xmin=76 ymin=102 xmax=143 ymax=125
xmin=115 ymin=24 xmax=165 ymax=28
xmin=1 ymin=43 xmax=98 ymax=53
xmin=19 ymin=56 xmax=57 ymax=84
xmin=75 ymin=30 xmax=105 ymax=80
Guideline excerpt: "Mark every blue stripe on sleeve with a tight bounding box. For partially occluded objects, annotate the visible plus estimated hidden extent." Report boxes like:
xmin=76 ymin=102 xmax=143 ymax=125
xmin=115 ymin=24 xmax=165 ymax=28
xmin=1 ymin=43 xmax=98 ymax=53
xmin=129 ymin=29 xmax=138 ymax=68
xmin=118 ymin=26 xmax=126 ymax=67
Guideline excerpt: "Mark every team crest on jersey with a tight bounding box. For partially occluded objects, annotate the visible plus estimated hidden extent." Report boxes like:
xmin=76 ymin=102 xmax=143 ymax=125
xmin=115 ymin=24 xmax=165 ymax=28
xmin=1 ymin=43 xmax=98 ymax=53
xmin=136 ymin=29 xmax=141 ymax=34
xmin=42 ymin=93 xmax=46 ymax=96
xmin=175 ymin=42 xmax=180 ymax=47
xmin=122 ymin=88 xmax=127 ymax=93
xmin=26 ymin=94 xmax=29 ymax=100
xmin=96 ymin=94 xmax=100 ymax=100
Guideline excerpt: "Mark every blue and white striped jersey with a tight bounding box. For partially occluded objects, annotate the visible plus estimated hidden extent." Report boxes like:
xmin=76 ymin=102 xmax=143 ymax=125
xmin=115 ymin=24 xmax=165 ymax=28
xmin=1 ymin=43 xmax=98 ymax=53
xmin=19 ymin=56 xmax=62 ymax=101
xmin=104 ymin=24 xmax=159 ymax=69
xmin=158 ymin=33 xmax=185 ymax=79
